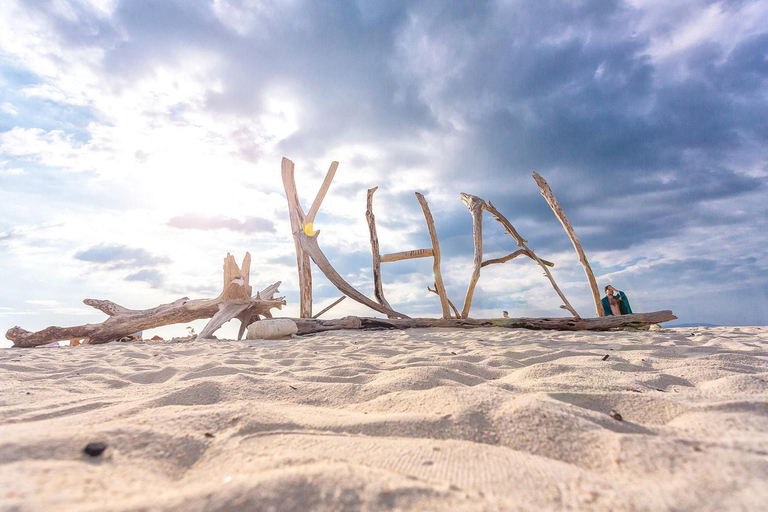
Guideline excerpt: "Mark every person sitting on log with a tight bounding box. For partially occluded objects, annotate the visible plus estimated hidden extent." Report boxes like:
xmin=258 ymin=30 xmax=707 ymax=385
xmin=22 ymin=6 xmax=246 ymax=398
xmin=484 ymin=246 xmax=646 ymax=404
xmin=602 ymin=285 xmax=632 ymax=316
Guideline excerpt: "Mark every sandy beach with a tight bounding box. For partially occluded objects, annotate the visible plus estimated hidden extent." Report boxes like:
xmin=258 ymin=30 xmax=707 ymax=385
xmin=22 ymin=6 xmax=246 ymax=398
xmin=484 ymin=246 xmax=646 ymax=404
xmin=1 ymin=326 xmax=767 ymax=511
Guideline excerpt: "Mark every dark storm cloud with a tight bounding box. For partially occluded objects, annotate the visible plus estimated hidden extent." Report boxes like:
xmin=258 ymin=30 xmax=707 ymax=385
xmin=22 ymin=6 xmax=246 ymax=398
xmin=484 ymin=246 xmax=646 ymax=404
xmin=74 ymin=244 xmax=170 ymax=269
xmin=167 ymin=214 xmax=276 ymax=233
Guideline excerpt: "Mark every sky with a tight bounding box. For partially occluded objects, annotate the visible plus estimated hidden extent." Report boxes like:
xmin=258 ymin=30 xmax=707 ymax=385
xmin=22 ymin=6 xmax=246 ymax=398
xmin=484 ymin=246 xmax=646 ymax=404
xmin=1 ymin=0 xmax=767 ymax=347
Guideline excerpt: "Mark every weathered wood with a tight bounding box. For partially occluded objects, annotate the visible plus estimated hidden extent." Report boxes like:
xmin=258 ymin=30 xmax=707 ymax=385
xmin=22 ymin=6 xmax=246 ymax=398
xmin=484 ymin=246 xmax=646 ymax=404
xmin=415 ymin=192 xmax=452 ymax=319
xmin=460 ymin=193 xmax=486 ymax=318
xmin=380 ymin=248 xmax=434 ymax=263
xmin=198 ymin=303 xmax=251 ymax=339
xmin=532 ymin=172 xmax=603 ymax=316
xmin=306 ymin=161 xmax=339 ymax=225
xmin=482 ymin=249 xmax=555 ymax=268
xmin=366 ymin=187 xmax=392 ymax=312
xmin=427 ymin=286 xmax=461 ymax=318
xmin=484 ymin=199 xmax=581 ymax=318
xmin=281 ymin=157 xmax=313 ymax=317
xmin=295 ymin=229 xmax=410 ymax=319
xmin=6 ymin=267 xmax=286 ymax=348
xmin=313 ymin=296 xmax=346 ymax=319
xmin=291 ymin=310 xmax=677 ymax=334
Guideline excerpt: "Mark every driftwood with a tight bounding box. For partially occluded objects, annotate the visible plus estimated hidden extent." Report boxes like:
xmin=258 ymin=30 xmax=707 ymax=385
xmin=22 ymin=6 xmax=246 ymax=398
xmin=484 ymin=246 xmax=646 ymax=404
xmin=6 ymin=253 xmax=286 ymax=347
xmin=295 ymin=229 xmax=409 ymax=319
xmin=281 ymin=157 xmax=314 ymax=317
xmin=282 ymin=158 xmax=409 ymax=320
xmin=415 ymin=192 xmax=452 ymax=319
xmin=290 ymin=310 xmax=677 ymax=335
xmin=459 ymin=193 xmax=580 ymax=319
xmin=366 ymin=187 xmax=393 ymax=313
xmin=312 ymin=296 xmax=346 ymax=319
xmin=482 ymin=198 xmax=580 ymax=318
xmin=533 ymin=172 xmax=603 ymax=317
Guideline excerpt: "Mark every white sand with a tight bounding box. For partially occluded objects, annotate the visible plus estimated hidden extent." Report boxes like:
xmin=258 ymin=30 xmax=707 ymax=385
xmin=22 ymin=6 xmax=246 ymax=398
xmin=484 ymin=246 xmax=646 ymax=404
xmin=1 ymin=326 xmax=767 ymax=511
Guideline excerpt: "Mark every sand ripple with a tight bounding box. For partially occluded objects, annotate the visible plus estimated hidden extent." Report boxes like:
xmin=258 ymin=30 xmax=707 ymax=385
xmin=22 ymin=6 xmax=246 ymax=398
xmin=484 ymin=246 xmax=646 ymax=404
xmin=1 ymin=326 xmax=767 ymax=511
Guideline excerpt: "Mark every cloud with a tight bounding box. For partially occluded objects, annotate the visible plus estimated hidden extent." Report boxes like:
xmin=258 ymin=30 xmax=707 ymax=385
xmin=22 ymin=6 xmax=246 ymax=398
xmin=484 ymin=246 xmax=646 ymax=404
xmin=74 ymin=244 xmax=170 ymax=269
xmin=167 ymin=214 xmax=276 ymax=233
xmin=1 ymin=0 xmax=767 ymax=334
xmin=125 ymin=268 xmax=166 ymax=288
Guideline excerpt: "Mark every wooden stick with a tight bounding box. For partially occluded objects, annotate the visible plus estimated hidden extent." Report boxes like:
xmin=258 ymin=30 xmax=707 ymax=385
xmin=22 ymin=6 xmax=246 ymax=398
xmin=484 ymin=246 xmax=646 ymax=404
xmin=428 ymin=286 xmax=461 ymax=318
xmin=312 ymin=296 xmax=347 ymax=318
xmin=532 ymin=172 xmax=603 ymax=316
xmin=380 ymin=248 xmax=433 ymax=263
xmin=295 ymin=230 xmax=409 ymax=319
xmin=484 ymin=200 xmax=580 ymax=318
xmin=460 ymin=193 xmax=486 ymax=318
xmin=281 ymin=157 xmax=313 ymax=317
xmin=415 ymin=192 xmax=452 ymax=319
xmin=481 ymin=250 xmax=555 ymax=268
xmin=365 ymin=187 xmax=394 ymax=314
xmin=306 ymin=161 xmax=339 ymax=225
xmin=291 ymin=310 xmax=677 ymax=334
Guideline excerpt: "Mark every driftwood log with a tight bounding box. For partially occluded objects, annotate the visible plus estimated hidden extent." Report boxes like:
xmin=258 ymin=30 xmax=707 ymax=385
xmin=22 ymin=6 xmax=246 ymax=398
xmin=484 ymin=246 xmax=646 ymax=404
xmin=290 ymin=310 xmax=677 ymax=335
xmin=6 ymin=253 xmax=286 ymax=348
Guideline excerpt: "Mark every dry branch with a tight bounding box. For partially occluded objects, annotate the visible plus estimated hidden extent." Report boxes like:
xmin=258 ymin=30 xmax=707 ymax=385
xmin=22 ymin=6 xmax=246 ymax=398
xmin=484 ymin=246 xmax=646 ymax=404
xmin=6 ymin=253 xmax=285 ymax=348
xmin=291 ymin=310 xmax=677 ymax=335
xmin=366 ymin=187 xmax=392 ymax=312
xmin=295 ymin=230 xmax=409 ymax=319
xmin=481 ymin=250 xmax=554 ymax=268
xmin=460 ymin=193 xmax=486 ymax=318
xmin=427 ymin=286 xmax=461 ymax=318
xmin=532 ymin=172 xmax=603 ymax=316
xmin=306 ymin=161 xmax=339 ymax=225
xmin=313 ymin=296 xmax=347 ymax=319
xmin=380 ymin=248 xmax=434 ymax=263
xmin=415 ymin=192 xmax=453 ymax=319
xmin=281 ymin=157 xmax=313 ymax=317
xmin=483 ymin=199 xmax=581 ymax=318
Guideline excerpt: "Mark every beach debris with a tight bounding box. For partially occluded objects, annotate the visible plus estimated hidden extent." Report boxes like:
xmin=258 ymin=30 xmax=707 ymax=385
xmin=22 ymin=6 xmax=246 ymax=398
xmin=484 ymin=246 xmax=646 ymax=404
xmin=6 ymin=253 xmax=286 ymax=347
xmin=461 ymin=193 xmax=579 ymax=318
xmin=312 ymin=296 xmax=346 ymax=319
xmin=288 ymin=311 xmax=679 ymax=334
xmin=84 ymin=442 xmax=107 ymax=457
xmin=281 ymin=157 xmax=579 ymax=320
xmin=533 ymin=172 xmax=604 ymax=316
xmin=609 ymin=410 xmax=623 ymax=421
xmin=151 ymin=335 xmax=163 ymax=341
xmin=204 ymin=432 xmax=215 ymax=438
xmin=602 ymin=354 xmax=609 ymax=361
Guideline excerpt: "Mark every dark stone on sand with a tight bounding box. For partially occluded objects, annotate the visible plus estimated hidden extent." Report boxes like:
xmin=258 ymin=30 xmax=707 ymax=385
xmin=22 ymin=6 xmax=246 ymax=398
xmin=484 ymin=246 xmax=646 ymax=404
xmin=602 ymin=354 xmax=609 ymax=361
xmin=84 ymin=442 xmax=107 ymax=456
xmin=609 ymin=410 xmax=623 ymax=421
